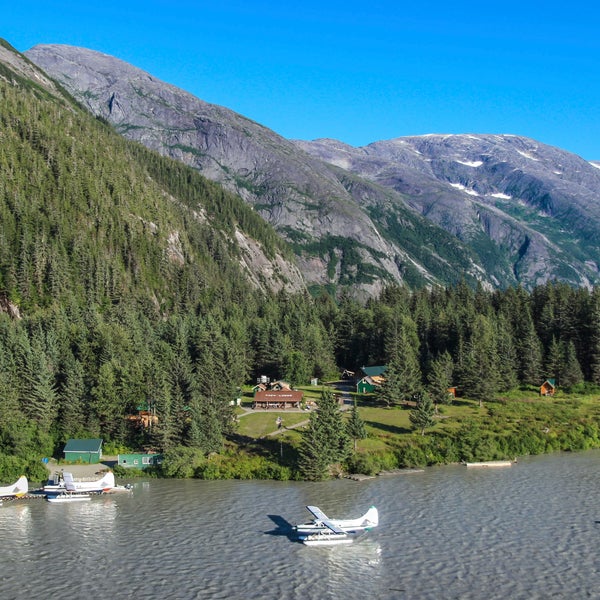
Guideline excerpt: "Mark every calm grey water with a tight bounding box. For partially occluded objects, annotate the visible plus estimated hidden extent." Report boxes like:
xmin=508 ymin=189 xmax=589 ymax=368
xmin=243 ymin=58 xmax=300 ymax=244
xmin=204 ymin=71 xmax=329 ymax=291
xmin=2 ymin=451 xmax=600 ymax=599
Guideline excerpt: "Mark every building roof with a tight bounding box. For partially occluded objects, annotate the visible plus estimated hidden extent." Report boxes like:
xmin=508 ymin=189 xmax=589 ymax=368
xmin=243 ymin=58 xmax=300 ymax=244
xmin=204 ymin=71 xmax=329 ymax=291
xmin=254 ymin=390 xmax=303 ymax=402
xmin=63 ymin=438 xmax=103 ymax=453
xmin=542 ymin=379 xmax=556 ymax=388
xmin=361 ymin=365 xmax=387 ymax=377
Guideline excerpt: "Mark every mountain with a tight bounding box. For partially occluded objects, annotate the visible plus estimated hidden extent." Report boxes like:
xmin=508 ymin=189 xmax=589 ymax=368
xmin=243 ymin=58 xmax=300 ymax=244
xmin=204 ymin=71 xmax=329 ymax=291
xmin=296 ymin=135 xmax=600 ymax=288
xmin=26 ymin=43 xmax=600 ymax=294
xmin=0 ymin=40 xmax=305 ymax=315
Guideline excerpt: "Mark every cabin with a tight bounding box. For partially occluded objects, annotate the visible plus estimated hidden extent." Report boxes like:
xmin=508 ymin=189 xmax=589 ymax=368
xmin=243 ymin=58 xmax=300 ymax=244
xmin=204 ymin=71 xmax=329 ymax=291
xmin=447 ymin=387 xmax=457 ymax=398
xmin=341 ymin=369 xmax=355 ymax=381
xmin=356 ymin=365 xmax=387 ymax=394
xmin=540 ymin=379 xmax=556 ymax=396
xmin=63 ymin=438 xmax=103 ymax=464
xmin=270 ymin=380 xmax=292 ymax=391
xmin=252 ymin=382 xmax=268 ymax=395
xmin=118 ymin=452 xmax=163 ymax=470
xmin=253 ymin=390 xmax=304 ymax=410
xmin=127 ymin=410 xmax=159 ymax=429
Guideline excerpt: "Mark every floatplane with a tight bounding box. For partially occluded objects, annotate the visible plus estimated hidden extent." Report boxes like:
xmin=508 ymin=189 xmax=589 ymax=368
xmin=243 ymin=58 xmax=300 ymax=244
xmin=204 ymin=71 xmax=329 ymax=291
xmin=294 ymin=505 xmax=379 ymax=546
xmin=46 ymin=472 xmax=91 ymax=503
xmin=43 ymin=470 xmax=116 ymax=494
xmin=0 ymin=476 xmax=28 ymax=503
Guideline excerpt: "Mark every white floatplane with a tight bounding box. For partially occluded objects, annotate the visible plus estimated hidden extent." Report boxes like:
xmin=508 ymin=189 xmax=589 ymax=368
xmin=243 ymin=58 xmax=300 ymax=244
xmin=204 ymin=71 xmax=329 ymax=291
xmin=43 ymin=470 xmax=115 ymax=494
xmin=295 ymin=505 xmax=379 ymax=545
xmin=46 ymin=473 xmax=91 ymax=503
xmin=0 ymin=476 xmax=28 ymax=499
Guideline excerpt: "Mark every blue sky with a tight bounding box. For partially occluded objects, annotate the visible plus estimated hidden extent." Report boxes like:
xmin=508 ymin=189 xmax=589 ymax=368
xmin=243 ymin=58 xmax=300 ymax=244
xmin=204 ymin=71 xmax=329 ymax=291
xmin=3 ymin=1 xmax=600 ymax=159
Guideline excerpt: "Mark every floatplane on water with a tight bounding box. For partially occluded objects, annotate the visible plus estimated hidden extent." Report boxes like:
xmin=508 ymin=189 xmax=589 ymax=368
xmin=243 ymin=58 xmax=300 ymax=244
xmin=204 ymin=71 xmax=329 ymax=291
xmin=0 ymin=476 xmax=28 ymax=502
xmin=294 ymin=505 xmax=379 ymax=546
xmin=43 ymin=470 xmax=116 ymax=494
xmin=46 ymin=472 xmax=91 ymax=503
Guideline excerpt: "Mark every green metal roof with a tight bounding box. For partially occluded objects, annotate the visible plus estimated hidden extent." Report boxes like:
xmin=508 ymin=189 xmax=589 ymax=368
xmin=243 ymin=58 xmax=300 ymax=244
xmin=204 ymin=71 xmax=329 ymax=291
xmin=361 ymin=365 xmax=387 ymax=377
xmin=63 ymin=438 xmax=103 ymax=453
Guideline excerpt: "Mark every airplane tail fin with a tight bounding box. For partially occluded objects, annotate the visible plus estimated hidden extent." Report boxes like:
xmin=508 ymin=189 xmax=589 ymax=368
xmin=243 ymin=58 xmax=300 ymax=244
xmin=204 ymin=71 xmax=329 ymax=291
xmin=100 ymin=471 xmax=115 ymax=490
xmin=364 ymin=506 xmax=379 ymax=527
xmin=14 ymin=475 xmax=28 ymax=497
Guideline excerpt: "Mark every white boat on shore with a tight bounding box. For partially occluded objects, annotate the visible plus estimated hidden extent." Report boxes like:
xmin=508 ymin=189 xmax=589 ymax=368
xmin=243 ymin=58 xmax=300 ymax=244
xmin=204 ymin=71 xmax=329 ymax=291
xmin=43 ymin=470 xmax=115 ymax=494
xmin=465 ymin=460 xmax=515 ymax=468
xmin=0 ymin=476 xmax=28 ymax=498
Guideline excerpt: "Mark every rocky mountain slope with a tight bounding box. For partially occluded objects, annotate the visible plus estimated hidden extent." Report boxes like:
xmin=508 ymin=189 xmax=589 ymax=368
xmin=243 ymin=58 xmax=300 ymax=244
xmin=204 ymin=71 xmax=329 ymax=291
xmin=296 ymin=135 xmax=600 ymax=288
xmin=26 ymin=43 xmax=600 ymax=294
xmin=0 ymin=40 xmax=306 ymax=306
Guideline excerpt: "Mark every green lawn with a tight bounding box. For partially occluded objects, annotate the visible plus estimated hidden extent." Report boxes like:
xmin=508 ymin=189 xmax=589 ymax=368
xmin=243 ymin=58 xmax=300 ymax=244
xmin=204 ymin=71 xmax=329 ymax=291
xmin=236 ymin=410 xmax=310 ymax=438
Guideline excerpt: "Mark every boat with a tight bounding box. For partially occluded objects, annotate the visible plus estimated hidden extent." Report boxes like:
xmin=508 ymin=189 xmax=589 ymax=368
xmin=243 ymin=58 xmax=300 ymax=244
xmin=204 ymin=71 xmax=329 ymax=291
xmin=465 ymin=460 xmax=515 ymax=468
xmin=46 ymin=473 xmax=91 ymax=502
xmin=0 ymin=475 xmax=28 ymax=498
xmin=43 ymin=470 xmax=115 ymax=494
xmin=294 ymin=505 xmax=379 ymax=537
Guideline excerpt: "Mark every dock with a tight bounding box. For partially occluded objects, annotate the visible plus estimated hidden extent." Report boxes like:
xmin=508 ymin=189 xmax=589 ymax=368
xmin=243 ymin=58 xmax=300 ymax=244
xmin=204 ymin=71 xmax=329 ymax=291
xmin=465 ymin=460 xmax=515 ymax=468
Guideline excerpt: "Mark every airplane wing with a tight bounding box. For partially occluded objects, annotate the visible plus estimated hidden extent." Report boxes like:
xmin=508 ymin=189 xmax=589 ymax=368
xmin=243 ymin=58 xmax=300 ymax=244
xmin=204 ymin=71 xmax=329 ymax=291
xmin=306 ymin=506 xmax=345 ymax=534
xmin=306 ymin=505 xmax=328 ymax=521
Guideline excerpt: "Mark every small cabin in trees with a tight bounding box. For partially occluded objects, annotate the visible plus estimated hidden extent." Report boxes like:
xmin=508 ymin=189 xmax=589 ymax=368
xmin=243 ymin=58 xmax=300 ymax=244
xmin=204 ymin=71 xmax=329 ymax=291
xmin=356 ymin=365 xmax=387 ymax=394
xmin=540 ymin=379 xmax=556 ymax=396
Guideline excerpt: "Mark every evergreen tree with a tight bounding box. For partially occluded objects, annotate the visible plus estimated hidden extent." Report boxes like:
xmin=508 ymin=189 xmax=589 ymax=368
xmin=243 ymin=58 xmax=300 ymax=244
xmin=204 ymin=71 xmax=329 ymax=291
xmin=586 ymin=289 xmax=600 ymax=385
xmin=409 ymin=391 xmax=436 ymax=435
xmin=377 ymin=358 xmax=403 ymax=407
xmin=545 ymin=336 xmax=563 ymax=384
xmin=299 ymin=388 xmax=350 ymax=480
xmin=346 ymin=400 xmax=367 ymax=451
xmin=457 ymin=314 xmax=499 ymax=406
xmin=426 ymin=351 xmax=454 ymax=408
xmin=561 ymin=341 xmax=584 ymax=389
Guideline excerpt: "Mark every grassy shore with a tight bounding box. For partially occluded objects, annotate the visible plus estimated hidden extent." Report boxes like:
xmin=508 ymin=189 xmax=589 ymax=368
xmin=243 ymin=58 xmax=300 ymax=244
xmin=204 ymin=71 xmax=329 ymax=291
xmin=232 ymin=384 xmax=600 ymax=476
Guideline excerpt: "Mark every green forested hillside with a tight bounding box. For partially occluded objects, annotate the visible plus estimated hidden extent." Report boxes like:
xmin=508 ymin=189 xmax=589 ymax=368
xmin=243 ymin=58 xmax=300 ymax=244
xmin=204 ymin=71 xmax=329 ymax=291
xmin=2 ymin=45 xmax=600 ymax=484
xmin=0 ymin=48 xmax=336 ymax=481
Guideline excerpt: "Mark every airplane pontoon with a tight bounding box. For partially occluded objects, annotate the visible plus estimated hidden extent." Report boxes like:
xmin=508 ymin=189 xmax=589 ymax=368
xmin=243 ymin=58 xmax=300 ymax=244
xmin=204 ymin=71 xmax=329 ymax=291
xmin=46 ymin=473 xmax=91 ymax=503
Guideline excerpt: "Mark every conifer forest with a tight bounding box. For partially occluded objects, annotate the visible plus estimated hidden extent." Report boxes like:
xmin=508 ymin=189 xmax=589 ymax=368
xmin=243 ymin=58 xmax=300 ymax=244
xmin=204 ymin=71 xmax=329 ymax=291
xmin=2 ymin=46 xmax=600 ymax=481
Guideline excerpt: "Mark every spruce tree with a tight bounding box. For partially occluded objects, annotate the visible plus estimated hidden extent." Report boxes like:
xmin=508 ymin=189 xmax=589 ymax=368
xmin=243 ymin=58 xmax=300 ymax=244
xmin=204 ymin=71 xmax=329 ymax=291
xmin=346 ymin=400 xmax=367 ymax=451
xmin=426 ymin=351 xmax=454 ymax=408
xmin=409 ymin=391 xmax=436 ymax=435
xmin=561 ymin=341 xmax=584 ymax=389
xmin=299 ymin=388 xmax=350 ymax=480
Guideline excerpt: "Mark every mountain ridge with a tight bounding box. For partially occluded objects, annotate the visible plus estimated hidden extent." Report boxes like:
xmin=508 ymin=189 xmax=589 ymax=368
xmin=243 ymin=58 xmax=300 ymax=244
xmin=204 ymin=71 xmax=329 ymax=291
xmin=25 ymin=42 xmax=600 ymax=294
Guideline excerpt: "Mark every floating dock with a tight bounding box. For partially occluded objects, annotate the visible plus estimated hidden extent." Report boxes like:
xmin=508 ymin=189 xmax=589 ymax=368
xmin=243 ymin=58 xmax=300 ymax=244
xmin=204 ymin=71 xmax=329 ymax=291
xmin=465 ymin=460 xmax=514 ymax=468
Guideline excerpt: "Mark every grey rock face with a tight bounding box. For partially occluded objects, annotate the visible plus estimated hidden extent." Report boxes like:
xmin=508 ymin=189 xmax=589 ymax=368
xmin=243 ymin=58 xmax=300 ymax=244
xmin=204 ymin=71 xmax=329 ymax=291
xmin=27 ymin=44 xmax=600 ymax=293
xmin=297 ymin=134 xmax=600 ymax=288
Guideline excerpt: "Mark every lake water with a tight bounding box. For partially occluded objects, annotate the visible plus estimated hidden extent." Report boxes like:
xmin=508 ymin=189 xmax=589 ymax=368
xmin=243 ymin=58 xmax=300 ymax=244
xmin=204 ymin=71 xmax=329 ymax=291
xmin=2 ymin=451 xmax=600 ymax=599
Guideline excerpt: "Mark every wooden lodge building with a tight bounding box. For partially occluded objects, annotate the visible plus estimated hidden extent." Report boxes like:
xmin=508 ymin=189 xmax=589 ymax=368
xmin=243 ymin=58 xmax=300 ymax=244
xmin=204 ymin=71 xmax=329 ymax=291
xmin=252 ymin=389 xmax=304 ymax=410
